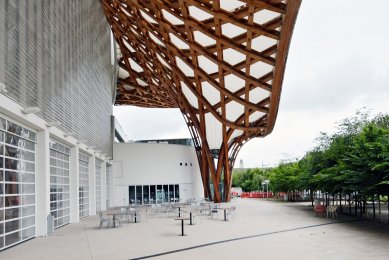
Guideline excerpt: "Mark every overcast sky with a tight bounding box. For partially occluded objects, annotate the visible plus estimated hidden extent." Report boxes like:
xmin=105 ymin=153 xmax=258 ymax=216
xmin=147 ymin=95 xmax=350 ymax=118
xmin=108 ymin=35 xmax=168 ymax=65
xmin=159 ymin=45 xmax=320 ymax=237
xmin=114 ymin=0 xmax=389 ymax=168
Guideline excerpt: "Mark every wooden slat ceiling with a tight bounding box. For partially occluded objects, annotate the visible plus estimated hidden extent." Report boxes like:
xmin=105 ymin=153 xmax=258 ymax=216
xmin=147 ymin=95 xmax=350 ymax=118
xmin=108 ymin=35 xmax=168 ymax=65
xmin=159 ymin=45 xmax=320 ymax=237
xmin=102 ymin=0 xmax=301 ymax=202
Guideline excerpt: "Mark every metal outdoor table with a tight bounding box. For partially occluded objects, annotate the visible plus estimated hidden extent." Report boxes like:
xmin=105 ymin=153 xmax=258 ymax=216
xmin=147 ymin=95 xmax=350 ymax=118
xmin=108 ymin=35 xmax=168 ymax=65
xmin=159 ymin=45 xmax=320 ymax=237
xmin=172 ymin=205 xmax=184 ymax=217
xmin=129 ymin=208 xmax=139 ymax=223
xmin=218 ymin=208 xmax=230 ymax=221
xmin=181 ymin=210 xmax=194 ymax=225
xmin=107 ymin=211 xmax=127 ymax=228
xmin=174 ymin=217 xmax=190 ymax=236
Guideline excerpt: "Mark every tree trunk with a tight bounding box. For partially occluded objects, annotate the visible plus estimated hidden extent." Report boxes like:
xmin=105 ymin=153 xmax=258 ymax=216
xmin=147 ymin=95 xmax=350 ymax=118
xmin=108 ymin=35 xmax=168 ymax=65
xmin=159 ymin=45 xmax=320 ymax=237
xmin=310 ymin=189 xmax=314 ymax=207
xmin=340 ymin=193 xmax=343 ymax=213
xmin=388 ymin=194 xmax=389 ymax=224
xmin=354 ymin=194 xmax=357 ymax=216
xmin=363 ymin=197 xmax=367 ymax=216
xmin=348 ymin=194 xmax=351 ymax=215
xmin=378 ymin=195 xmax=381 ymax=223
xmin=372 ymin=195 xmax=375 ymax=221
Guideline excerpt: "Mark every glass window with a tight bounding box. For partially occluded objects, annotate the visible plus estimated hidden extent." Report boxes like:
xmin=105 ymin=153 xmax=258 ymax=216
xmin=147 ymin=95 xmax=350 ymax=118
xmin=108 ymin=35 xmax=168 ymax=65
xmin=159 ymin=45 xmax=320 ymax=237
xmin=163 ymin=185 xmax=168 ymax=203
xmin=5 ymin=218 xmax=20 ymax=233
xmin=150 ymin=185 xmax=156 ymax=204
xmin=22 ymin=226 xmax=35 ymax=240
xmin=136 ymin=186 xmax=142 ymax=205
xmin=175 ymin=185 xmax=180 ymax=202
xmin=95 ymin=160 xmax=102 ymax=211
xmin=22 ymin=205 xmax=35 ymax=216
xmin=5 ymin=171 xmax=21 ymax=182
xmin=79 ymin=152 xmax=89 ymax=218
xmin=156 ymin=185 xmax=163 ymax=204
xmin=128 ymin=186 xmax=135 ymax=205
xmin=129 ymin=184 xmax=181 ymax=205
xmin=7 ymin=122 xmax=23 ymax=136
xmin=143 ymin=186 xmax=149 ymax=204
xmin=169 ymin=185 xmax=174 ymax=202
xmin=49 ymin=139 xmax=70 ymax=228
xmin=22 ymin=172 xmax=35 ymax=183
xmin=5 ymin=231 xmax=21 ymax=247
xmin=0 ymin=118 xmax=5 ymax=130
xmin=5 ymin=196 xmax=20 ymax=207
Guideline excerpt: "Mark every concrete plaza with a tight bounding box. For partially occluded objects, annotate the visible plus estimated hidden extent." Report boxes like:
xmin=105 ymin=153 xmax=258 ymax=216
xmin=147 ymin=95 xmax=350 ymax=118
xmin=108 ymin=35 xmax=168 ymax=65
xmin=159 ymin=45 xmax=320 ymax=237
xmin=2 ymin=198 xmax=389 ymax=260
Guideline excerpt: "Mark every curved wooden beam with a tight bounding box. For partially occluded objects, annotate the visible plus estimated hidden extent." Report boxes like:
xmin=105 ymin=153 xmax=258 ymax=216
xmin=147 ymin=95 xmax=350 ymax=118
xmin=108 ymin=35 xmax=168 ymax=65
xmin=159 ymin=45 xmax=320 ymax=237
xmin=102 ymin=0 xmax=302 ymax=202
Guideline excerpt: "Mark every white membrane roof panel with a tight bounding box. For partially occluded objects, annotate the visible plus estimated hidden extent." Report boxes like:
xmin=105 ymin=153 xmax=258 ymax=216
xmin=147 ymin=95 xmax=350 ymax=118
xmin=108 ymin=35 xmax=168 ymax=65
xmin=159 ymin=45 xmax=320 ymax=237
xmin=225 ymin=100 xmax=245 ymax=122
xmin=202 ymin=81 xmax=220 ymax=106
xmin=118 ymin=67 xmax=129 ymax=78
xmin=205 ymin=113 xmax=223 ymax=150
xmin=254 ymin=9 xmax=280 ymax=25
xmin=249 ymin=87 xmax=270 ymax=104
xmin=181 ymin=81 xmax=199 ymax=109
xmin=220 ymin=0 xmax=245 ymax=11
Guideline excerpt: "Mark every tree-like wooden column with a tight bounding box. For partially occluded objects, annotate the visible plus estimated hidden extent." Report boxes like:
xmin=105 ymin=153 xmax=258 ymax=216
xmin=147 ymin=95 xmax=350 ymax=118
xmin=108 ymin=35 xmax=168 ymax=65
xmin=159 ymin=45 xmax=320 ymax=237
xmin=102 ymin=0 xmax=301 ymax=202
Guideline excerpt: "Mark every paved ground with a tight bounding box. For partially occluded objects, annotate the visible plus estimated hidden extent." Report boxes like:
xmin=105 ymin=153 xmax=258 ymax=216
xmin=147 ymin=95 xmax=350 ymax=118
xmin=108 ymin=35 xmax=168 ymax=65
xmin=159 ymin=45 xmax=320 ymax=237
xmin=2 ymin=198 xmax=389 ymax=260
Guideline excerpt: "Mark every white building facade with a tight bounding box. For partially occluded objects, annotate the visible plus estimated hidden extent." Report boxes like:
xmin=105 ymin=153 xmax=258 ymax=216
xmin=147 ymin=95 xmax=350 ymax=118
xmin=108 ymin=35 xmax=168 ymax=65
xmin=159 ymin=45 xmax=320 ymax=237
xmin=0 ymin=0 xmax=204 ymax=252
xmin=112 ymin=142 xmax=203 ymax=207
xmin=0 ymin=1 xmax=115 ymax=250
xmin=0 ymin=95 xmax=114 ymax=250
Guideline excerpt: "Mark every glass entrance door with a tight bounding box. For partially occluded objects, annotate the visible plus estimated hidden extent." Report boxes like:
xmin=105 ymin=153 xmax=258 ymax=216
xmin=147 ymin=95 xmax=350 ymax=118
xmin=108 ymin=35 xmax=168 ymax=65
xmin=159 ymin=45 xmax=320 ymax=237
xmin=143 ymin=186 xmax=149 ymax=204
xmin=128 ymin=186 xmax=135 ymax=205
xmin=156 ymin=185 xmax=163 ymax=203
xmin=169 ymin=185 xmax=174 ymax=202
xmin=150 ymin=185 xmax=156 ymax=204
xmin=136 ymin=186 xmax=142 ymax=205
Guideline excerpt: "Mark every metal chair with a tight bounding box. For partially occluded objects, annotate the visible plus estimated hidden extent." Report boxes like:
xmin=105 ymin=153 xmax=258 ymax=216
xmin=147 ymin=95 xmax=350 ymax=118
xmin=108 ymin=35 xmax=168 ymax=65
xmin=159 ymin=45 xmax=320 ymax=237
xmin=326 ymin=205 xmax=338 ymax=218
xmin=314 ymin=205 xmax=326 ymax=217
xmin=210 ymin=206 xmax=219 ymax=219
xmin=98 ymin=211 xmax=112 ymax=229
xmin=120 ymin=208 xmax=131 ymax=223
xmin=227 ymin=206 xmax=236 ymax=220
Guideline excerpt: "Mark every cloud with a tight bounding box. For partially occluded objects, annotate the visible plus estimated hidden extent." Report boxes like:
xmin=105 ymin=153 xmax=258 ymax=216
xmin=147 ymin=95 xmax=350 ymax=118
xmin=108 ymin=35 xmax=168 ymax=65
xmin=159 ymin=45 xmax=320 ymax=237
xmin=113 ymin=106 xmax=190 ymax=141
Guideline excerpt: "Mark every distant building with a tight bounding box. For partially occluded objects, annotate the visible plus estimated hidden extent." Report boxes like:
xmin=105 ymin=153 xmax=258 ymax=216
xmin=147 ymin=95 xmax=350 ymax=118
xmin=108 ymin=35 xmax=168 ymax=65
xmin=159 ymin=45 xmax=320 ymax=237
xmin=239 ymin=159 xmax=244 ymax=168
xmin=112 ymin=141 xmax=203 ymax=206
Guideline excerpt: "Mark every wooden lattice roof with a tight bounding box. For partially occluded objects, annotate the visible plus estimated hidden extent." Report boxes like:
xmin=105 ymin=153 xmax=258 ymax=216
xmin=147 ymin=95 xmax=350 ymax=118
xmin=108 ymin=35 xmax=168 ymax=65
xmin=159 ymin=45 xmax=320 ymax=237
xmin=103 ymin=0 xmax=301 ymax=202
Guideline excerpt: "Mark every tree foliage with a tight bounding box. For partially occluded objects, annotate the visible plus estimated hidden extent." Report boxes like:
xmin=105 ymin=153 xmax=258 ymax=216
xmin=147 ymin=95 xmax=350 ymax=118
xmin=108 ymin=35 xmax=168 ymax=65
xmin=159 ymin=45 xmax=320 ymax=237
xmin=233 ymin=111 xmax=389 ymax=197
xmin=232 ymin=168 xmax=269 ymax=192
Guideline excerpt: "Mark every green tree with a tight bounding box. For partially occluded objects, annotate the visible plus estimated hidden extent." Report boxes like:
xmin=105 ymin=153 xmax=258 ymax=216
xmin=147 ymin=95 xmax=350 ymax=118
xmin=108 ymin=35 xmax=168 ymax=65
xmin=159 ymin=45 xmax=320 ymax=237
xmin=269 ymin=162 xmax=300 ymax=193
xmin=232 ymin=168 xmax=268 ymax=192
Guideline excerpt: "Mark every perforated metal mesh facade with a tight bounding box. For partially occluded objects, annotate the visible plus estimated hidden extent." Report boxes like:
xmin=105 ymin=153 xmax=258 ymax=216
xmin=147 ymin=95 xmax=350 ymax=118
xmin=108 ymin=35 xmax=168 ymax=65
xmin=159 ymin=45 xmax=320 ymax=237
xmin=0 ymin=0 xmax=115 ymax=156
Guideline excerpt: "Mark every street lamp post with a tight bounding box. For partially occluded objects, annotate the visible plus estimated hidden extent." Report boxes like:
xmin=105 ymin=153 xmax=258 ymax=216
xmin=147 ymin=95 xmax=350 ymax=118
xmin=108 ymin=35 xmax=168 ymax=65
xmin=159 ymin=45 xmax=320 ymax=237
xmin=264 ymin=180 xmax=270 ymax=200
xmin=261 ymin=181 xmax=265 ymax=197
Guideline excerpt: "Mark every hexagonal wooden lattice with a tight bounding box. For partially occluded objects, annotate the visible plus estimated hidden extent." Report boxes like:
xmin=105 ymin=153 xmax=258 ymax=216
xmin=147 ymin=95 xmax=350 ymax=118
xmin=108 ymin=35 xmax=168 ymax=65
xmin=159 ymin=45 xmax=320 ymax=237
xmin=102 ymin=0 xmax=301 ymax=202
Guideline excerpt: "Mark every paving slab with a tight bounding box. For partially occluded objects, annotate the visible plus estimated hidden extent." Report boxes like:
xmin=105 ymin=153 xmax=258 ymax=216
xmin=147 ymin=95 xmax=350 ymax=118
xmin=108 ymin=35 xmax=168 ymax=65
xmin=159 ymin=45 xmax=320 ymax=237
xmin=1 ymin=199 xmax=389 ymax=260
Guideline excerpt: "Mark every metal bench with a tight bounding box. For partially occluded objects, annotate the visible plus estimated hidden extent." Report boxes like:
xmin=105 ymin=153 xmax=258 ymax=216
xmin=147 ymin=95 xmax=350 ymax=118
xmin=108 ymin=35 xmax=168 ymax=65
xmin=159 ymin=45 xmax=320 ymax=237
xmin=314 ymin=205 xmax=326 ymax=217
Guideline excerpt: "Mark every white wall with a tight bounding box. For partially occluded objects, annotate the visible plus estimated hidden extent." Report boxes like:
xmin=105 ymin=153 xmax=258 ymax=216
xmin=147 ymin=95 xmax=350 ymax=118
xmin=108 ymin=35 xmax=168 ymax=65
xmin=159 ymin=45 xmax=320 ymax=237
xmin=112 ymin=143 xmax=204 ymax=205
xmin=0 ymin=93 xmax=110 ymax=238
